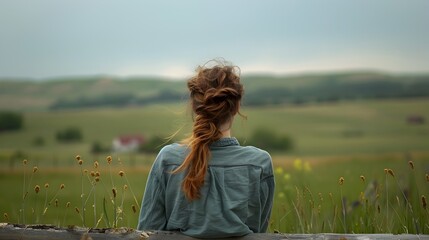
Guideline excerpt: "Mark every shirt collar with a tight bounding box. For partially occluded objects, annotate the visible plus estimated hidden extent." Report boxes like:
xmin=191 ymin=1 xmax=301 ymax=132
xmin=210 ymin=137 xmax=240 ymax=147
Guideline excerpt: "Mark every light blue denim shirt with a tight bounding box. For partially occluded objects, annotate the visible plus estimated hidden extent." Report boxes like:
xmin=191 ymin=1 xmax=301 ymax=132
xmin=137 ymin=137 xmax=275 ymax=238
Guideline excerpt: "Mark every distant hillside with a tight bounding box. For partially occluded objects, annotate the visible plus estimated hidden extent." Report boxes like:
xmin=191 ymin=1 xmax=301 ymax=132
xmin=241 ymin=72 xmax=429 ymax=106
xmin=1 ymin=72 xmax=428 ymax=111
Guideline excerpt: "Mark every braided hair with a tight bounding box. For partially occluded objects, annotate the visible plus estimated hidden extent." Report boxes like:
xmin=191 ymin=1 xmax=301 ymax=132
xmin=172 ymin=61 xmax=243 ymax=200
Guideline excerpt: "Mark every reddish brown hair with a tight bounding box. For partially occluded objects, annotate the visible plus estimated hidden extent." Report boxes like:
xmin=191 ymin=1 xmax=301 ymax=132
xmin=173 ymin=61 xmax=243 ymax=200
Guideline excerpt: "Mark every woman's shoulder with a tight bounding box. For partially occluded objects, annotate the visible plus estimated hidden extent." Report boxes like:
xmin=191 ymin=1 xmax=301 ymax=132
xmin=159 ymin=142 xmax=187 ymax=154
xmin=155 ymin=143 xmax=188 ymax=165
xmin=221 ymin=144 xmax=273 ymax=176
xmin=238 ymin=145 xmax=272 ymax=162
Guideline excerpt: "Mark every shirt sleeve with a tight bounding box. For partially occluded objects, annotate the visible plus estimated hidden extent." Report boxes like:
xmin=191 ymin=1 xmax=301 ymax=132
xmin=137 ymin=158 xmax=167 ymax=230
xmin=259 ymin=175 xmax=275 ymax=232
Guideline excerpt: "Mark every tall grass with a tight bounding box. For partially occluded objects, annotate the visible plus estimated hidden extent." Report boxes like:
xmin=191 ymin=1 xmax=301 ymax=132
xmin=272 ymin=159 xmax=429 ymax=234
xmin=4 ymin=155 xmax=140 ymax=228
xmin=2 ymin=154 xmax=428 ymax=234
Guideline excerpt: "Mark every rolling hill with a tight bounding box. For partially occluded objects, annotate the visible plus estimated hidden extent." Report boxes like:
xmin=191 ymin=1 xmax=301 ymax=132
xmin=1 ymin=71 xmax=428 ymax=111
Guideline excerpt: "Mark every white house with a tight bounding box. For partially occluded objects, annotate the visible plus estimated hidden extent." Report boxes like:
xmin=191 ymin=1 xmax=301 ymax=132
xmin=112 ymin=135 xmax=144 ymax=152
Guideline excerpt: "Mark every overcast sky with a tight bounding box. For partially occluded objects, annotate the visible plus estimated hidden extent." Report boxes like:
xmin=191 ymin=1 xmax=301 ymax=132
xmin=1 ymin=0 xmax=428 ymax=79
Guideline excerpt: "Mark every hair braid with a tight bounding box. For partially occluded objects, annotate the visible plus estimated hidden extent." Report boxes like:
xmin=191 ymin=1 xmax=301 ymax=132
xmin=172 ymin=61 xmax=243 ymax=200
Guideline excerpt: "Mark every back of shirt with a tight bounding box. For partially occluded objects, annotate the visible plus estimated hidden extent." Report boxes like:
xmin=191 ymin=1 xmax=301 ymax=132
xmin=137 ymin=137 xmax=275 ymax=238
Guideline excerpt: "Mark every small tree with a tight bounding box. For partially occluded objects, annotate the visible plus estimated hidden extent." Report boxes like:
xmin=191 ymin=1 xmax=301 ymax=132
xmin=91 ymin=141 xmax=108 ymax=154
xmin=139 ymin=136 xmax=167 ymax=153
xmin=0 ymin=111 xmax=23 ymax=131
xmin=56 ymin=127 xmax=83 ymax=142
xmin=246 ymin=128 xmax=293 ymax=152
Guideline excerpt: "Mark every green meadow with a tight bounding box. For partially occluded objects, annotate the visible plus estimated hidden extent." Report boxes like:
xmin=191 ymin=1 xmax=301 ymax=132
xmin=0 ymin=98 xmax=428 ymax=233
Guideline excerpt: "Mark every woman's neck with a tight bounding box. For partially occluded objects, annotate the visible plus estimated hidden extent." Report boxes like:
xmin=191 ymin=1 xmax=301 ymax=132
xmin=219 ymin=121 xmax=232 ymax=138
xmin=221 ymin=129 xmax=231 ymax=138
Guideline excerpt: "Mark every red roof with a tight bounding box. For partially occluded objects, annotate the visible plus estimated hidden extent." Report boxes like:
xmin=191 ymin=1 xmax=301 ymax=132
xmin=117 ymin=135 xmax=144 ymax=145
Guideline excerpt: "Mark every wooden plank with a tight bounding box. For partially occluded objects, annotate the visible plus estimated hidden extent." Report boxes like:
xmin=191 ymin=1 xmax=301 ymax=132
xmin=1 ymin=223 xmax=428 ymax=240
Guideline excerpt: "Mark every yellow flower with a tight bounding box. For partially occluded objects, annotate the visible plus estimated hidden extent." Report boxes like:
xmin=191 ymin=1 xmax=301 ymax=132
xmin=283 ymin=173 xmax=291 ymax=181
xmin=275 ymin=167 xmax=284 ymax=175
xmin=293 ymin=159 xmax=302 ymax=171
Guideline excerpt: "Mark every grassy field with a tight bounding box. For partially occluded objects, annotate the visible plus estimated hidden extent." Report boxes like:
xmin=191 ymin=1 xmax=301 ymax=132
xmin=1 ymin=98 xmax=428 ymax=161
xmin=0 ymin=98 xmax=428 ymax=233
xmin=1 ymin=153 xmax=428 ymax=233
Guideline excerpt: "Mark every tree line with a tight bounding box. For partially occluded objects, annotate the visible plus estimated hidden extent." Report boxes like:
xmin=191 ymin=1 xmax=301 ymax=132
xmin=243 ymin=79 xmax=429 ymax=106
xmin=48 ymin=77 xmax=429 ymax=109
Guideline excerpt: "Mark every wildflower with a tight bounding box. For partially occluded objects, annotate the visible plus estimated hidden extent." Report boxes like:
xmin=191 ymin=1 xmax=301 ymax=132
xmin=119 ymin=171 xmax=124 ymax=177
xmin=44 ymin=183 xmax=49 ymax=189
xmin=106 ymin=156 xmax=112 ymax=164
xmin=426 ymin=173 xmax=429 ymax=182
xmin=112 ymin=188 xmax=117 ymax=198
xmin=76 ymin=155 xmax=81 ymax=161
xmin=78 ymin=160 xmax=83 ymax=165
xmin=123 ymin=184 xmax=128 ymax=191
xmin=422 ymin=195 xmax=427 ymax=210
xmin=293 ymin=159 xmax=303 ymax=171
xmin=95 ymin=171 xmax=100 ymax=177
xmin=94 ymin=161 xmax=99 ymax=169
xmin=4 ymin=213 xmax=8 ymax=221
xmin=33 ymin=166 xmax=38 ymax=173
xmin=384 ymin=168 xmax=388 ymax=174
xmin=60 ymin=184 xmax=65 ymax=190
xmin=338 ymin=177 xmax=344 ymax=185
xmin=83 ymin=169 xmax=88 ymax=174
xmin=132 ymin=205 xmax=137 ymax=213
xmin=90 ymin=171 xmax=95 ymax=177
xmin=66 ymin=202 xmax=71 ymax=208
xmin=95 ymin=177 xmax=100 ymax=182
xmin=55 ymin=199 xmax=58 ymax=207
xmin=35 ymin=185 xmax=40 ymax=194
xmin=360 ymin=175 xmax=365 ymax=183
xmin=23 ymin=159 xmax=27 ymax=165
xmin=408 ymin=161 xmax=414 ymax=170
xmin=275 ymin=167 xmax=284 ymax=175
xmin=75 ymin=207 xmax=80 ymax=214
xmin=283 ymin=173 xmax=291 ymax=181
xmin=387 ymin=169 xmax=395 ymax=177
